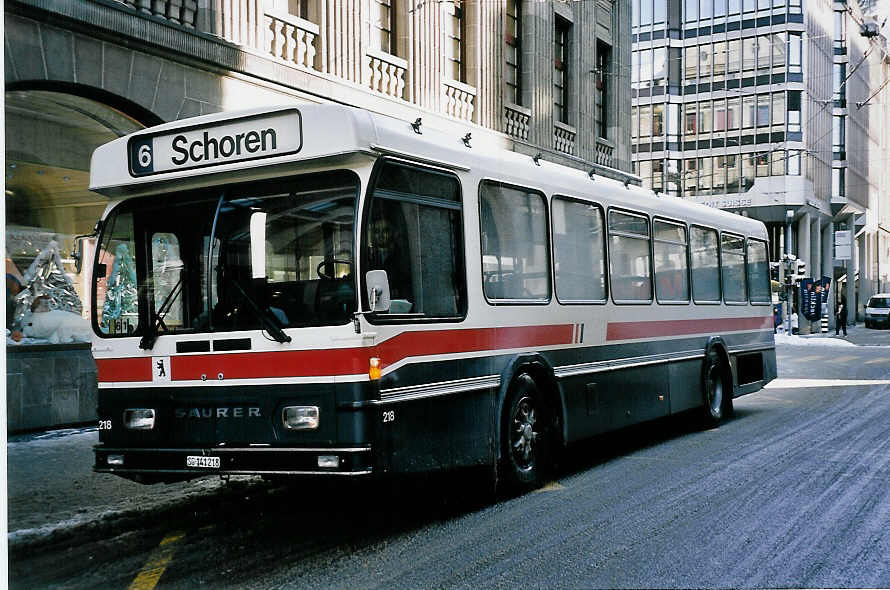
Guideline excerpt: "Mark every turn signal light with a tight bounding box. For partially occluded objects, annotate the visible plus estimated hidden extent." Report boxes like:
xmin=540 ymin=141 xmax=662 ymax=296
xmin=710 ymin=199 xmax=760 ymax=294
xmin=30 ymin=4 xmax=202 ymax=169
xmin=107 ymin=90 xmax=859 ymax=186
xmin=369 ymin=357 xmax=382 ymax=380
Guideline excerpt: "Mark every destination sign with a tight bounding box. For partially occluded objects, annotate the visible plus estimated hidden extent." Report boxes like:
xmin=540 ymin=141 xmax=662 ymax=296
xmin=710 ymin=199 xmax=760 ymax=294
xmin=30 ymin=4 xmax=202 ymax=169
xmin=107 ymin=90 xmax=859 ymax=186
xmin=128 ymin=109 xmax=302 ymax=177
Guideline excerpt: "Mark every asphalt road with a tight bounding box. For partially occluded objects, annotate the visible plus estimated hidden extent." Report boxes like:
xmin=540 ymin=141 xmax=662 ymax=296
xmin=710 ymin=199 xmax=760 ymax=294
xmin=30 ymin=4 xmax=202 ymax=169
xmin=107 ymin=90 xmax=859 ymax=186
xmin=9 ymin=330 xmax=890 ymax=589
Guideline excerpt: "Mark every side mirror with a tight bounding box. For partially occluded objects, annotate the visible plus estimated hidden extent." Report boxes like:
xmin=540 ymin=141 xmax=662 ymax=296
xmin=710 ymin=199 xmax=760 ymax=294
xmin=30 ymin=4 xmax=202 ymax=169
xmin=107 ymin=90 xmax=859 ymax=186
xmin=366 ymin=270 xmax=391 ymax=313
xmin=96 ymin=263 xmax=107 ymax=279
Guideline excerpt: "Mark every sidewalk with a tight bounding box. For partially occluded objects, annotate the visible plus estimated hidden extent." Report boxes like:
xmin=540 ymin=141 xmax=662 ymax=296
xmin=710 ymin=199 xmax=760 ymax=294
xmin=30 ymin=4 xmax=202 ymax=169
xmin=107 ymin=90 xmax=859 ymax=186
xmin=6 ymin=427 xmax=260 ymax=548
xmin=775 ymin=324 xmax=890 ymax=347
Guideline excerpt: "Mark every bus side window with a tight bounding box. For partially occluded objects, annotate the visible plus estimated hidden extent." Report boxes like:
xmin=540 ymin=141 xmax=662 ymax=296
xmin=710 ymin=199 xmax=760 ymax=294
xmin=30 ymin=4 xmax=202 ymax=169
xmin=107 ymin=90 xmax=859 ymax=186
xmin=480 ymin=181 xmax=550 ymax=303
xmin=653 ymin=219 xmax=689 ymax=303
xmin=746 ymin=239 xmax=771 ymax=303
xmin=365 ymin=162 xmax=465 ymax=319
xmin=552 ymin=196 xmax=606 ymax=303
xmin=690 ymin=226 xmax=721 ymax=303
xmin=721 ymin=232 xmax=747 ymax=303
xmin=608 ymin=210 xmax=652 ymax=303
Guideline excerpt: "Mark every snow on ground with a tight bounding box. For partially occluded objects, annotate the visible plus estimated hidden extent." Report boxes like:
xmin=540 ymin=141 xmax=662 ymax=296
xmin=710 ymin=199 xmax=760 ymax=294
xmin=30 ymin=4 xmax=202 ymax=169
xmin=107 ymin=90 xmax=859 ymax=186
xmin=774 ymin=333 xmax=858 ymax=347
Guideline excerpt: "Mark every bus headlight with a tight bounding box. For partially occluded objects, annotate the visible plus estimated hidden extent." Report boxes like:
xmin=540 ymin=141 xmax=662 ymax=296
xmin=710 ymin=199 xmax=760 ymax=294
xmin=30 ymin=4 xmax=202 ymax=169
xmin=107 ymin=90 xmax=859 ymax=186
xmin=282 ymin=406 xmax=319 ymax=430
xmin=123 ymin=408 xmax=156 ymax=430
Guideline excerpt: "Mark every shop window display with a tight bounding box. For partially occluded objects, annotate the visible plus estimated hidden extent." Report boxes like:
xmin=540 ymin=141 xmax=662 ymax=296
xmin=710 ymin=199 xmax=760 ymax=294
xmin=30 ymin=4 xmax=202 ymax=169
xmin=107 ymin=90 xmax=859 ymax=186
xmin=5 ymin=90 xmax=144 ymax=344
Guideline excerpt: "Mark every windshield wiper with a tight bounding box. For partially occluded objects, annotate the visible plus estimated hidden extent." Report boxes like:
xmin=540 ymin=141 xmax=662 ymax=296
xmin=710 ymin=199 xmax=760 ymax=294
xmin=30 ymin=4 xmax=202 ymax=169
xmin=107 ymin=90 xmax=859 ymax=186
xmin=139 ymin=276 xmax=183 ymax=350
xmin=230 ymin=280 xmax=292 ymax=343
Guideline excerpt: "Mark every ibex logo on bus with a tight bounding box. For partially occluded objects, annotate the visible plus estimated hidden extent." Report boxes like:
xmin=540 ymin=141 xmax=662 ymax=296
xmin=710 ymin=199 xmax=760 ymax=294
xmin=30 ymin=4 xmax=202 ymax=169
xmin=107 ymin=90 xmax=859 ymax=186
xmin=128 ymin=109 xmax=303 ymax=177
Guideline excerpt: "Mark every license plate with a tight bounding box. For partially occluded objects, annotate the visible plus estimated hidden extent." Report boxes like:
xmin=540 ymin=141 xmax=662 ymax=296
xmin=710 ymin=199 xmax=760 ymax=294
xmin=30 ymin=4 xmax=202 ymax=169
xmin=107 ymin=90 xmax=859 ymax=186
xmin=186 ymin=455 xmax=220 ymax=469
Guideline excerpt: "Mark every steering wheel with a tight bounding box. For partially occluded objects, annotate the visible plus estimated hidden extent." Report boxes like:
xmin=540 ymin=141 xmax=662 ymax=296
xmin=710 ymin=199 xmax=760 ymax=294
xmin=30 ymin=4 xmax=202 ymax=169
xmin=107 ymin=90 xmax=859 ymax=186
xmin=316 ymin=259 xmax=353 ymax=280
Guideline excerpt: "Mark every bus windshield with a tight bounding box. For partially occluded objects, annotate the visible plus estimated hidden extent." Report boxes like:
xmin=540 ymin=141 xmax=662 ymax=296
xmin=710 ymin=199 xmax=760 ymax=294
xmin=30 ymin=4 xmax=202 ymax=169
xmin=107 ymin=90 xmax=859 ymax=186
xmin=93 ymin=171 xmax=358 ymax=339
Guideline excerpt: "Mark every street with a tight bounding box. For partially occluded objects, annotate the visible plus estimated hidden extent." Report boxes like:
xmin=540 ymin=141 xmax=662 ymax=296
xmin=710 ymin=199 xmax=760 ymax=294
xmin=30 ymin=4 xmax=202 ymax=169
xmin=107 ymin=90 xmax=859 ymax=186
xmin=8 ymin=329 xmax=890 ymax=589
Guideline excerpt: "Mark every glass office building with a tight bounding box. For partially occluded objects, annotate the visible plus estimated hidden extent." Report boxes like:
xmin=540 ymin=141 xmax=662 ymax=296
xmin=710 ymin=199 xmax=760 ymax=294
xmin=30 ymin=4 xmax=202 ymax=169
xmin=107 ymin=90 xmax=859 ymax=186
xmin=631 ymin=0 xmax=890 ymax=328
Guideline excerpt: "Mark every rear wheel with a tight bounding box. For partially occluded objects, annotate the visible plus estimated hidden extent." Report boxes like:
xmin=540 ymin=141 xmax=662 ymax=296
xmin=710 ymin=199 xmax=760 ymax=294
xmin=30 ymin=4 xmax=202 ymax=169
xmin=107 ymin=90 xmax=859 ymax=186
xmin=500 ymin=374 xmax=550 ymax=491
xmin=702 ymin=349 xmax=732 ymax=427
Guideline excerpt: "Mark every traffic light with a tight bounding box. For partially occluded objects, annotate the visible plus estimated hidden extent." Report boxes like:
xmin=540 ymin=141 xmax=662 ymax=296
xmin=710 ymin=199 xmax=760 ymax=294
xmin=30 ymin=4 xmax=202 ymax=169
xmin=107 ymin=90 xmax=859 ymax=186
xmin=770 ymin=262 xmax=780 ymax=282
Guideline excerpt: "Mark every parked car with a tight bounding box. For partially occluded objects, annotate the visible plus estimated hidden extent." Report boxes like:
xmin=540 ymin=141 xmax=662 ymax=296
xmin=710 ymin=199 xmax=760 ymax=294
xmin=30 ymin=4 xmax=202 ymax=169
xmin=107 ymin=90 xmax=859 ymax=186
xmin=864 ymin=293 xmax=890 ymax=329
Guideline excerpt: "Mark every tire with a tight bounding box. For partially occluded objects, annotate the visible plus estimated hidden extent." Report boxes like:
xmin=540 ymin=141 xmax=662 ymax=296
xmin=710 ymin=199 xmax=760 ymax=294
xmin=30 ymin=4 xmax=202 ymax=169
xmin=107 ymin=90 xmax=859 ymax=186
xmin=701 ymin=349 xmax=732 ymax=427
xmin=499 ymin=373 xmax=550 ymax=491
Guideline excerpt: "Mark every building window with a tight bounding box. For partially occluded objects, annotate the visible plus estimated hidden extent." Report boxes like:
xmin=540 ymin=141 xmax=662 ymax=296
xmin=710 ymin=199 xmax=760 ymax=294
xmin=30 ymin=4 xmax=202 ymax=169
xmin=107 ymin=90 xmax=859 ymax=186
xmin=641 ymin=0 xmax=653 ymax=25
xmin=640 ymin=104 xmax=653 ymax=138
xmin=833 ymin=63 xmax=847 ymax=106
xmin=772 ymin=33 xmax=786 ymax=74
xmin=268 ymin=0 xmax=310 ymax=19
xmin=833 ymin=115 xmax=846 ymax=159
xmin=832 ymin=167 xmax=845 ymax=198
xmin=756 ymin=34 xmax=771 ymax=70
xmin=728 ymin=39 xmax=741 ymax=76
xmin=685 ymin=46 xmax=698 ymax=80
xmin=834 ymin=11 xmax=846 ymax=52
xmin=742 ymin=37 xmax=756 ymax=72
xmin=685 ymin=0 xmax=698 ymax=22
xmin=444 ymin=1 xmax=465 ymax=82
xmin=713 ymin=41 xmax=727 ymax=81
xmin=771 ymin=92 xmax=784 ymax=127
xmin=596 ymin=41 xmax=611 ymax=138
xmin=788 ymin=33 xmax=802 ymax=74
xmin=787 ymin=91 xmax=801 ymax=132
xmin=554 ymin=17 xmax=570 ymax=124
xmin=654 ymin=0 xmax=666 ymax=24
xmin=787 ymin=150 xmax=801 ymax=175
xmin=370 ymin=0 xmax=394 ymax=54
xmin=653 ymin=103 xmax=665 ymax=136
xmin=505 ymin=0 xmax=522 ymax=105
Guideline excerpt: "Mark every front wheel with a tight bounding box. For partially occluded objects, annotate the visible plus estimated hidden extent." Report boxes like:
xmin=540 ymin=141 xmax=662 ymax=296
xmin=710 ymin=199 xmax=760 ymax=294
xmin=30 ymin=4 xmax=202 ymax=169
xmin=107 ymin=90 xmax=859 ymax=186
xmin=500 ymin=374 xmax=550 ymax=491
xmin=701 ymin=349 xmax=732 ymax=427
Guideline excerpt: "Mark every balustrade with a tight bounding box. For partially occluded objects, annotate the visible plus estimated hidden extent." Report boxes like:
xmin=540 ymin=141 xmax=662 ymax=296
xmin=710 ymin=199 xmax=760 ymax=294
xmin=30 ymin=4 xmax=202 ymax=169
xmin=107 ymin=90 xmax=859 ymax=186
xmin=442 ymin=80 xmax=476 ymax=122
xmin=265 ymin=10 xmax=319 ymax=70
xmin=504 ymin=103 xmax=531 ymax=140
xmin=365 ymin=50 xmax=408 ymax=100
xmin=553 ymin=122 xmax=576 ymax=156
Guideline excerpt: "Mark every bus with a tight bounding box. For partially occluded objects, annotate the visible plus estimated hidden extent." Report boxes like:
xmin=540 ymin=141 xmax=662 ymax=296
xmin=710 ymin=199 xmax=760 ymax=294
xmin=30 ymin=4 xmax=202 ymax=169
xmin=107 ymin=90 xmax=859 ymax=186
xmin=89 ymin=104 xmax=776 ymax=491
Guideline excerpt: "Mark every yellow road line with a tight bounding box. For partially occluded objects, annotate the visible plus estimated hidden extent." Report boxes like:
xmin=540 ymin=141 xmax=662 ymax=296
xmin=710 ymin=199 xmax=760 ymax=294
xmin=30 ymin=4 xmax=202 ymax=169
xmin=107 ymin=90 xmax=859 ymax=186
xmin=128 ymin=531 xmax=186 ymax=590
xmin=535 ymin=481 xmax=565 ymax=493
xmin=864 ymin=358 xmax=889 ymax=365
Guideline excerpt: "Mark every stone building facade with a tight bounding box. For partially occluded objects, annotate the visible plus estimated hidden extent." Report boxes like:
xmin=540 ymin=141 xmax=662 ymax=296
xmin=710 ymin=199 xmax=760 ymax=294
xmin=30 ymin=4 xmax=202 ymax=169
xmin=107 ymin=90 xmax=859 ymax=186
xmin=4 ymin=0 xmax=633 ymax=431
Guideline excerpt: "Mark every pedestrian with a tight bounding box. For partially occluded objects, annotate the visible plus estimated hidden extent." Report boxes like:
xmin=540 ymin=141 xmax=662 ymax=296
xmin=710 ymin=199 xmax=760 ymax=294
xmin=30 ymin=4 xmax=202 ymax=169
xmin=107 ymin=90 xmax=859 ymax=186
xmin=835 ymin=300 xmax=847 ymax=336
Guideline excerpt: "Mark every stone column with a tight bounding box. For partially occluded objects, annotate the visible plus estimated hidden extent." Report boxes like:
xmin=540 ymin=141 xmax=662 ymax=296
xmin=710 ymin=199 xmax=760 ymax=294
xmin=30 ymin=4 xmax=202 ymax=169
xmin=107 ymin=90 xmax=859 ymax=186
xmin=797 ymin=212 xmax=811 ymax=334
xmin=858 ymin=229 xmax=868 ymax=322
xmin=846 ymin=216 xmax=856 ymax=327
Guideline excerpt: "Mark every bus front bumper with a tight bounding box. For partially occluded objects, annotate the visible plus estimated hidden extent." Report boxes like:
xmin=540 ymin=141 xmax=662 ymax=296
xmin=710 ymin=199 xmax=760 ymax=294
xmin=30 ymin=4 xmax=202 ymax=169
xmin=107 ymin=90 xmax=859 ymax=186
xmin=94 ymin=445 xmax=374 ymax=477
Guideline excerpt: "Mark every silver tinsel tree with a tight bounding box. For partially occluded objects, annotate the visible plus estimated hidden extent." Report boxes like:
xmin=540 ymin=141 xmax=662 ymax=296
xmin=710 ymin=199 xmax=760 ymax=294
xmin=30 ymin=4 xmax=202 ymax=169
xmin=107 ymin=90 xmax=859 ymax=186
xmin=12 ymin=240 xmax=83 ymax=330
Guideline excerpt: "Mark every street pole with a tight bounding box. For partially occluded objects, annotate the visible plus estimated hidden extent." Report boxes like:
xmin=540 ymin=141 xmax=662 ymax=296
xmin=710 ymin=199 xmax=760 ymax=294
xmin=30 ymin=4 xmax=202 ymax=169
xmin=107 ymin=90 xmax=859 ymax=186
xmin=785 ymin=210 xmax=794 ymax=334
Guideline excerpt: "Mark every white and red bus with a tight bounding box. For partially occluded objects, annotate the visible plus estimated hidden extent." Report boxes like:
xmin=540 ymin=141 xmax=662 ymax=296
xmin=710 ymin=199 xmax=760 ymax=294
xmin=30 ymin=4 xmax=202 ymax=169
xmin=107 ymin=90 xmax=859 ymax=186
xmin=89 ymin=104 xmax=776 ymax=490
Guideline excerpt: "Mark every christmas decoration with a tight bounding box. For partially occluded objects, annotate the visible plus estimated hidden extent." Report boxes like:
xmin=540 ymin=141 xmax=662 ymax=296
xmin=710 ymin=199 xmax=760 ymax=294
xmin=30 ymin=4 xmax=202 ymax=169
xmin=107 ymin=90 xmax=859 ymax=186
xmin=102 ymin=242 xmax=138 ymax=326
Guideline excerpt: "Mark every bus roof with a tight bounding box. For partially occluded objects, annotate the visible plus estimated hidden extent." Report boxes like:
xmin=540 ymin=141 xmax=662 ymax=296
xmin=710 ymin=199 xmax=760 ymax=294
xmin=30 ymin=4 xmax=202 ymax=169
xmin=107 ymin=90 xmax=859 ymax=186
xmin=89 ymin=103 xmax=767 ymax=239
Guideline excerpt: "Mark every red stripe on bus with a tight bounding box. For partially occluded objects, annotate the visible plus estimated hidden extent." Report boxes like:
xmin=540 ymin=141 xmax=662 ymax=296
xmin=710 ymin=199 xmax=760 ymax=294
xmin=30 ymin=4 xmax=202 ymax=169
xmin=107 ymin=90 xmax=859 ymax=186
xmin=96 ymin=357 xmax=153 ymax=382
xmin=96 ymin=324 xmax=574 ymax=382
xmin=606 ymin=316 xmax=773 ymax=341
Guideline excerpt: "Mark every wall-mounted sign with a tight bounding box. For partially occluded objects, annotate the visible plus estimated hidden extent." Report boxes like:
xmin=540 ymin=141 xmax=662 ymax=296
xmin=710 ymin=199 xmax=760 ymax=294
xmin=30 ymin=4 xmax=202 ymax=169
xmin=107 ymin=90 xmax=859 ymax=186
xmin=128 ymin=110 xmax=302 ymax=177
